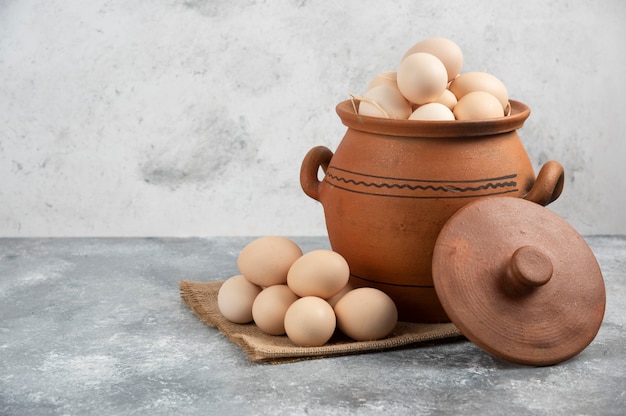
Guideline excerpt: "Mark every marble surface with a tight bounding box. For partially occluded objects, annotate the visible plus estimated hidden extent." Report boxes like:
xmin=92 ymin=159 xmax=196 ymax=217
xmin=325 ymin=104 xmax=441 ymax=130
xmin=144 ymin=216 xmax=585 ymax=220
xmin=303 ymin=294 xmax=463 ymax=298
xmin=1 ymin=236 xmax=624 ymax=415
xmin=1 ymin=1 xmax=626 ymax=237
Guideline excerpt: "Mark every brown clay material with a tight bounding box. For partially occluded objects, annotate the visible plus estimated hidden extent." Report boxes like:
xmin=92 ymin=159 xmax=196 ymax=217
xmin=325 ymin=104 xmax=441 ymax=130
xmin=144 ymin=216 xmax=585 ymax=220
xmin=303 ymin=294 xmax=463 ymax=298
xmin=301 ymin=100 xmax=564 ymax=323
xmin=432 ymin=197 xmax=606 ymax=366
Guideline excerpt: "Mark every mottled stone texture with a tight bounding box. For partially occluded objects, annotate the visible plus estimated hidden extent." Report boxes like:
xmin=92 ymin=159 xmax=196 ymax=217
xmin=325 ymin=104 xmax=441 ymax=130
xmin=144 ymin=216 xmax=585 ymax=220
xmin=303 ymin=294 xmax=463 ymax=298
xmin=0 ymin=237 xmax=624 ymax=415
xmin=1 ymin=1 xmax=625 ymax=236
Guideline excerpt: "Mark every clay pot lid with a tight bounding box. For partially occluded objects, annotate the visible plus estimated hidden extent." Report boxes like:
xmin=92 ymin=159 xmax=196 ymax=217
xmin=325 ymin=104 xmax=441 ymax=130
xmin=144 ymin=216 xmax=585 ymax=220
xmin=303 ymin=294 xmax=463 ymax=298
xmin=432 ymin=197 xmax=606 ymax=366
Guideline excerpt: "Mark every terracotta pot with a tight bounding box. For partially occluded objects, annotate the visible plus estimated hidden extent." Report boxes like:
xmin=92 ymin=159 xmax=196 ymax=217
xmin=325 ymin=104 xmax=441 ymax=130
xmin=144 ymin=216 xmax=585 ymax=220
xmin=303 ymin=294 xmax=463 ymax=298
xmin=300 ymin=99 xmax=564 ymax=323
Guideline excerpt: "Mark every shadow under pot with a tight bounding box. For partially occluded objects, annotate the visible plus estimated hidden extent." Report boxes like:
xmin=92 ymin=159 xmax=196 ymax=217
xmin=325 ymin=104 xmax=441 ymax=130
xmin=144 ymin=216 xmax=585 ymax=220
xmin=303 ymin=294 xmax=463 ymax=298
xmin=300 ymin=99 xmax=564 ymax=323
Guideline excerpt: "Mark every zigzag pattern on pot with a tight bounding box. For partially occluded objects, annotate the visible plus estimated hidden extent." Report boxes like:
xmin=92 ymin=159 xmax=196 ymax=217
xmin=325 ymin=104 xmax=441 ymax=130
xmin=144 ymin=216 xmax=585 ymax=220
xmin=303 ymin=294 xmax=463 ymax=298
xmin=324 ymin=165 xmax=519 ymax=199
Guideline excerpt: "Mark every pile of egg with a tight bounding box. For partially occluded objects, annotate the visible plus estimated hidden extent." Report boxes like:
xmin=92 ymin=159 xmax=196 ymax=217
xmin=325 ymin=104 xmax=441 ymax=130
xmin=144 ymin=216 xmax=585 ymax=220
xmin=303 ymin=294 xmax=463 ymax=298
xmin=354 ymin=37 xmax=510 ymax=121
xmin=217 ymin=236 xmax=398 ymax=347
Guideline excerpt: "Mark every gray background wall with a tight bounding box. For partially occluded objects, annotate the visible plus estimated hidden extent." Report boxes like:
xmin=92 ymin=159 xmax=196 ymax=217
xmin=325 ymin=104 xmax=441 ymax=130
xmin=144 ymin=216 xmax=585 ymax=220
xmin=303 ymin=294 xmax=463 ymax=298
xmin=1 ymin=0 xmax=625 ymax=237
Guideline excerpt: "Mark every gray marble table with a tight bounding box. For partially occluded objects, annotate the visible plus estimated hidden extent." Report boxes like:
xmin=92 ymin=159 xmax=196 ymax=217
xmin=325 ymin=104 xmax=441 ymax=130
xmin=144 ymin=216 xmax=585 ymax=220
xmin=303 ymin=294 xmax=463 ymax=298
xmin=1 ymin=236 xmax=624 ymax=415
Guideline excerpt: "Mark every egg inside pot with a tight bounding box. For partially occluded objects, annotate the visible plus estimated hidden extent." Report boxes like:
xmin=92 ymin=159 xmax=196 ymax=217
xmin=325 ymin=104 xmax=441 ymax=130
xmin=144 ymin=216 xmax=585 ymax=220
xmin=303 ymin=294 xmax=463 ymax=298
xmin=356 ymin=84 xmax=412 ymax=119
xmin=448 ymin=71 xmax=509 ymax=111
xmin=349 ymin=37 xmax=517 ymax=122
xmin=409 ymin=102 xmax=455 ymax=121
xmin=433 ymin=88 xmax=457 ymax=110
xmin=396 ymin=52 xmax=448 ymax=105
xmin=366 ymin=71 xmax=397 ymax=91
xmin=453 ymin=91 xmax=504 ymax=120
xmin=401 ymin=37 xmax=464 ymax=82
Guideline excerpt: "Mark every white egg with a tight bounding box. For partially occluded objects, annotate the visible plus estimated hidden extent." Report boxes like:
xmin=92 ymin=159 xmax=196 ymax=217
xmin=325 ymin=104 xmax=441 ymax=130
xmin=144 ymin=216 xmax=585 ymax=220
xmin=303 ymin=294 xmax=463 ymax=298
xmin=252 ymin=285 xmax=299 ymax=335
xmin=409 ymin=103 xmax=455 ymax=121
xmin=357 ymin=84 xmax=412 ymax=119
xmin=334 ymin=288 xmax=398 ymax=341
xmin=217 ymin=275 xmax=262 ymax=324
xmin=402 ymin=38 xmax=464 ymax=82
xmin=287 ymin=249 xmax=350 ymax=299
xmin=448 ymin=71 xmax=509 ymax=111
xmin=453 ymin=91 xmax=504 ymax=120
xmin=237 ymin=236 xmax=303 ymax=287
xmin=396 ymin=52 xmax=448 ymax=105
xmin=366 ymin=71 xmax=397 ymax=91
xmin=433 ymin=89 xmax=458 ymax=110
xmin=284 ymin=296 xmax=336 ymax=347
xmin=326 ymin=282 xmax=353 ymax=308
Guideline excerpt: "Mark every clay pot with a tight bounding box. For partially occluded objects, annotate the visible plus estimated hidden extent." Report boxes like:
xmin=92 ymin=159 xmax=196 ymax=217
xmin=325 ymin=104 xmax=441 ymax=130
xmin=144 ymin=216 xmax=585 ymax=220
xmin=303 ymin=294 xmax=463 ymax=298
xmin=300 ymin=99 xmax=564 ymax=323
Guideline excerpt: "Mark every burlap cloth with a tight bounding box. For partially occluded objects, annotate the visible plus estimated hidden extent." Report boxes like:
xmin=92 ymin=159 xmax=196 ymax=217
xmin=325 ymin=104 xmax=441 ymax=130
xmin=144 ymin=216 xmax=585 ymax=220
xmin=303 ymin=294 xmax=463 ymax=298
xmin=180 ymin=280 xmax=463 ymax=364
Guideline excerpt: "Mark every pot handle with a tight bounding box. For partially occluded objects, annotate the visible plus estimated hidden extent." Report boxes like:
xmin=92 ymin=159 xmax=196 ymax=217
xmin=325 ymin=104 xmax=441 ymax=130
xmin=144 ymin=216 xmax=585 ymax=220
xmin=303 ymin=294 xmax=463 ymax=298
xmin=300 ymin=146 xmax=334 ymax=201
xmin=523 ymin=160 xmax=565 ymax=206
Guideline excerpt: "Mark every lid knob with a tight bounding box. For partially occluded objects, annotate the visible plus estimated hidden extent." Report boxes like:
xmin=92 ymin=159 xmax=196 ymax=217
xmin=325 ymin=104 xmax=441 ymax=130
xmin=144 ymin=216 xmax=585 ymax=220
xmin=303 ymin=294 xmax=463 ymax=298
xmin=510 ymin=245 xmax=553 ymax=287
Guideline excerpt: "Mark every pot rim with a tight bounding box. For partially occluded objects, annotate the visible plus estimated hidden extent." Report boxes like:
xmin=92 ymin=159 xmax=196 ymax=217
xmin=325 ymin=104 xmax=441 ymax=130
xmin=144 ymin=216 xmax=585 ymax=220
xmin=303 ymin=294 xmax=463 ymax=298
xmin=336 ymin=99 xmax=531 ymax=138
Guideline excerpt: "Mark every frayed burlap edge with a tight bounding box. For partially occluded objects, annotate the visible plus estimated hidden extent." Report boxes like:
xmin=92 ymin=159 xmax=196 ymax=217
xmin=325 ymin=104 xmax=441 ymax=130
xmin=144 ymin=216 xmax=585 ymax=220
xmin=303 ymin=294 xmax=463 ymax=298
xmin=180 ymin=280 xmax=463 ymax=364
